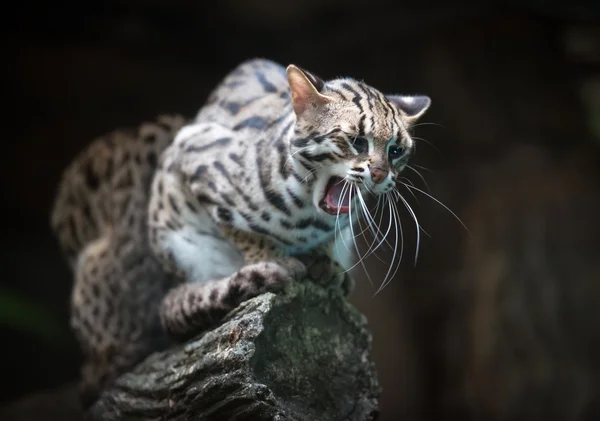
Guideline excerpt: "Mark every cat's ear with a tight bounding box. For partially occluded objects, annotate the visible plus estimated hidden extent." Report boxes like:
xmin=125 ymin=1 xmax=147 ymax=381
xmin=286 ymin=64 xmax=331 ymax=117
xmin=388 ymin=95 xmax=431 ymax=122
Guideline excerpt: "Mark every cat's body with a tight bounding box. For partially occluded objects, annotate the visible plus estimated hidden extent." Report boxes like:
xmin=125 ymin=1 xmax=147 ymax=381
xmin=51 ymin=58 xmax=430 ymax=405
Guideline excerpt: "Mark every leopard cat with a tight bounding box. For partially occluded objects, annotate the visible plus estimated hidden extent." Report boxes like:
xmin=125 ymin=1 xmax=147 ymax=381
xmin=51 ymin=58 xmax=431 ymax=406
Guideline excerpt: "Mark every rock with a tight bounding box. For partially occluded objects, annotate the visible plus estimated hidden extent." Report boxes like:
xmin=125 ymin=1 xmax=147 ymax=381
xmin=89 ymin=282 xmax=381 ymax=421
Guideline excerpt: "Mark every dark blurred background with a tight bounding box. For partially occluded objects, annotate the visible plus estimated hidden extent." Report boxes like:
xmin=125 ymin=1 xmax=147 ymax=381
xmin=2 ymin=1 xmax=600 ymax=420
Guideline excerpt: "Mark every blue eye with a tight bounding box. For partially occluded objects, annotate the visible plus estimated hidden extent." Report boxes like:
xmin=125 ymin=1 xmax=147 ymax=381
xmin=388 ymin=145 xmax=405 ymax=160
xmin=352 ymin=137 xmax=368 ymax=154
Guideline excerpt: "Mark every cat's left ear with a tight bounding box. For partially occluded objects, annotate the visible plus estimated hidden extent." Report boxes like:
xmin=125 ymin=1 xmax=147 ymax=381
xmin=286 ymin=64 xmax=332 ymax=117
xmin=388 ymin=95 xmax=431 ymax=122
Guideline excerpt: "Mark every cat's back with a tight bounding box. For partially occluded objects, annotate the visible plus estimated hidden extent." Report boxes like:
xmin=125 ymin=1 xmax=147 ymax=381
xmin=195 ymin=58 xmax=291 ymax=129
xmin=51 ymin=115 xmax=186 ymax=264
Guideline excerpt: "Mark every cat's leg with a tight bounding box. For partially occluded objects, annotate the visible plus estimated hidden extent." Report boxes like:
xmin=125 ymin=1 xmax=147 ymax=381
xmin=297 ymin=243 xmax=355 ymax=297
xmin=71 ymin=234 xmax=171 ymax=407
xmin=158 ymin=229 xmax=306 ymax=337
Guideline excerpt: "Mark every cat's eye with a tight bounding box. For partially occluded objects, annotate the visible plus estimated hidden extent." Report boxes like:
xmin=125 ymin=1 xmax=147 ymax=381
xmin=388 ymin=145 xmax=405 ymax=160
xmin=351 ymin=137 xmax=368 ymax=154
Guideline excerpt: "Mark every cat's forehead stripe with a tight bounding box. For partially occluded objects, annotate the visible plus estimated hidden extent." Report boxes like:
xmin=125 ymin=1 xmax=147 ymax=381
xmin=327 ymin=79 xmax=409 ymax=142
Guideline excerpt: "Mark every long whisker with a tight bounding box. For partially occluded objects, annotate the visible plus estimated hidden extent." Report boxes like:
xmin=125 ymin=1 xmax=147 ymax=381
xmin=405 ymin=165 xmax=430 ymax=192
xmin=397 ymin=178 xmax=420 ymax=202
xmin=380 ymin=193 xmax=409 ymax=291
xmin=299 ymin=167 xmax=318 ymax=184
xmin=410 ymin=135 xmax=440 ymax=153
xmin=338 ymin=186 xmax=372 ymax=274
xmin=392 ymin=186 xmax=431 ymax=238
xmin=375 ymin=193 xmax=402 ymax=295
xmin=367 ymin=194 xmax=394 ymax=263
xmin=358 ymin=188 xmax=396 ymax=253
xmin=403 ymin=184 xmax=469 ymax=233
xmin=353 ymin=190 xmax=378 ymax=239
xmin=412 ymin=164 xmax=433 ymax=172
xmin=396 ymin=192 xmax=421 ymax=266
xmin=355 ymin=187 xmax=389 ymax=264
xmin=347 ymin=185 xmax=374 ymax=287
xmin=410 ymin=122 xmax=446 ymax=129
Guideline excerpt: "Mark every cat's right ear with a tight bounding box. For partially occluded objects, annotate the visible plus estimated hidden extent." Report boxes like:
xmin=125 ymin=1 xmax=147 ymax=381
xmin=286 ymin=65 xmax=331 ymax=117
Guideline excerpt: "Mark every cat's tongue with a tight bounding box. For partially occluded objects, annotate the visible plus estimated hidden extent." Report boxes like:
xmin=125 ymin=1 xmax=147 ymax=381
xmin=324 ymin=177 xmax=351 ymax=214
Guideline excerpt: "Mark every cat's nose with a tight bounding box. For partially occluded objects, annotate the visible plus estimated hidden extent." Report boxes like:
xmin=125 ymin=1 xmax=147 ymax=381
xmin=369 ymin=166 xmax=389 ymax=184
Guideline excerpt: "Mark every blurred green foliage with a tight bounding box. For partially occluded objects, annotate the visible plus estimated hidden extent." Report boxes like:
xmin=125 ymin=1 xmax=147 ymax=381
xmin=0 ymin=288 xmax=66 ymax=347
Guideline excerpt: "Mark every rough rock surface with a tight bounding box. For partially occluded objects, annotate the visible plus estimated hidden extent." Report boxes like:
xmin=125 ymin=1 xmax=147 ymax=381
xmin=89 ymin=282 xmax=381 ymax=421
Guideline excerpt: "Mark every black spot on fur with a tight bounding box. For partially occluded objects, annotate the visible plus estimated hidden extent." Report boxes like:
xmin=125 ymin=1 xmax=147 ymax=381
xmin=220 ymin=193 xmax=235 ymax=207
xmin=222 ymin=283 xmax=245 ymax=308
xmin=91 ymin=284 xmax=100 ymax=299
xmin=108 ymin=281 xmax=120 ymax=296
xmin=239 ymin=211 xmax=254 ymax=223
xmin=147 ymin=151 xmax=157 ymax=167
xmin=247 ymin=271 xmax=266 ymax=290
xmin=248 ymin=224 xmax=293 ymax=246
xmin=296 ymin=217 xmax=332 ymax=231
xmin=190 ymin=165 xmax=208 ymax=182
xmin=84 ymin=163 xmax=100 ymax=191
xmin=223 ymin=101 xmax=241 ymax=114
xmin=213 ymin=161 xmax=234 ymax=185
xmin=209 ymin=289 xmax=219 ymax=302
xmin=187 ymin=291 xmax=199 ymax=310
xmin=168 ymin=194 xmax=181 ymax=214
xmin=217 ymin=207 xmax=233 ymax=222
xmin=185 ymin=200 xmax=198 ymax=212
xmin=286 ymin=188 xmax=304 ymax=208
xmin=115 ymin=169 xmax=133 ymax=189
xmin=82 ymin=203 xmax=95 ymax=227
xmin=228 ymin=153 xmax=243 ymax=166
xmin=185 ymin=137 xmax=232 ymax=154
xmin=264 ymin=190 xmax=291 ymax=216
xmin=255 ymin=71 xmax=278 ymax=93
xmin=233 ymin=116 xmax=268 ymax=130
xmin=196 ymin=194 xmax=217 ymax=205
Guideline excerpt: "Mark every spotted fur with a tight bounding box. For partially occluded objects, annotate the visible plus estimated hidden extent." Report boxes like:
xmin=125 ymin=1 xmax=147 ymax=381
xmin=51 ymin=58 xmax=430 ymax=405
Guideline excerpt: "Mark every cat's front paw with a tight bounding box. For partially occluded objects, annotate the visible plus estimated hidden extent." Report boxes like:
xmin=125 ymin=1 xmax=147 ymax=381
xmin=235 ymin=258 xmax=307 ymax=295
xmin=298 ymin=254 xmax=354 ymax=295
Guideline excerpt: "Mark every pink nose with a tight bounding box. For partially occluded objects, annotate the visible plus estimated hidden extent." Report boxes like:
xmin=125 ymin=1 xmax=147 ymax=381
xmin=369 ymin=166 xmax=389 ymax=184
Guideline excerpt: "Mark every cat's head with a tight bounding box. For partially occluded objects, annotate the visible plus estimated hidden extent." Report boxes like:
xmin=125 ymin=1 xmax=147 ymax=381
xmin=286 ymin=64 xmax=430 ymax=216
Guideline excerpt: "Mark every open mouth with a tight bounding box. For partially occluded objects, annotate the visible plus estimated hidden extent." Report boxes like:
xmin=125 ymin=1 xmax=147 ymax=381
xmin=319 ymin=176 xmax=352 ymax=215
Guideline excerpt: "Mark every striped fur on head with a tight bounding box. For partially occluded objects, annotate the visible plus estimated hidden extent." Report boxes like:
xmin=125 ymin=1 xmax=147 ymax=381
xmin=286 ymin=64 xmax=431 ymax=209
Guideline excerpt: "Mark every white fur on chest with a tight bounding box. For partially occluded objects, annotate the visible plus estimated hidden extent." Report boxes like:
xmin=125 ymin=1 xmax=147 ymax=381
xmin=163 ymin=226 xmax=244 ymax=283
xmin=162 ymin=194 xmax=244 ymax=283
